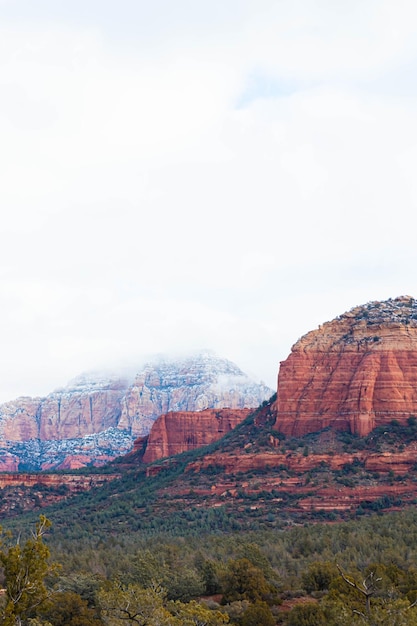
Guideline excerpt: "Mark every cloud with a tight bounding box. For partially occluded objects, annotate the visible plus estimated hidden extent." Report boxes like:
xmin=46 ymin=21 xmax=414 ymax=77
xmin=0 ymin=2 xmax=416 ymax=401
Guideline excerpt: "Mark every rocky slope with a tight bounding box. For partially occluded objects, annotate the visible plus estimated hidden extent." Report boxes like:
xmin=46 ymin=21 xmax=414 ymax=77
xmin=0 ymin=471 xmax=118 ymax=517
xmin=138 ymin=402 xmax=417 ymax=522
xmin=8 ymin=295 xmax=417 ymax=523
xmin=0 ymin=353 xmax=272 ymax=470
xmin=274 ymin=295 xmax=417 ymax=437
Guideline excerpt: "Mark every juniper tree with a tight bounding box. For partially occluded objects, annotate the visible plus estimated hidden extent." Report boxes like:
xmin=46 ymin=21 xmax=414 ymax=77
xmin=0 ymin=516 xmax=58 ymax=626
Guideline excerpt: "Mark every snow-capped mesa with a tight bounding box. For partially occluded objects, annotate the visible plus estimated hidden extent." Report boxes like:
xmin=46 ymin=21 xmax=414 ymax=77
xmin=0 ymin=352 xmax=273 ymax=470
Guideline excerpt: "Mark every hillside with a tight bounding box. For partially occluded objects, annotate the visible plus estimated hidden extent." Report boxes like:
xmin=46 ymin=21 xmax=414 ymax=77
xmin=4 ymin=393 xmax=417 ymax=540
xmin=4 ymin=296 xmax=417 ymax=533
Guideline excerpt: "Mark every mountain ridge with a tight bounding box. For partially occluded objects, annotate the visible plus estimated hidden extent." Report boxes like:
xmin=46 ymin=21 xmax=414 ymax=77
xmin=0 ymin=352 xmax=272 ymax=470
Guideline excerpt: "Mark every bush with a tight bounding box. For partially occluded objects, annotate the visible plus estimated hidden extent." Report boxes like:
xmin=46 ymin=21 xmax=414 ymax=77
xmin=241 ymin=601 xmax=275 ymax=626
xmin=287 ymin=602 xmax=326 ymax=626
xmin=302 ymin=562 xmax=337 ymax=593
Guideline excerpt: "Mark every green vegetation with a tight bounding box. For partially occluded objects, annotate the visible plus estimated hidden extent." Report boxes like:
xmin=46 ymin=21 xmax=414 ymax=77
xmin=3 ymin=511 xmax=417 ymax=624
xmin=0 ymin=516 xmax=59 ymax=626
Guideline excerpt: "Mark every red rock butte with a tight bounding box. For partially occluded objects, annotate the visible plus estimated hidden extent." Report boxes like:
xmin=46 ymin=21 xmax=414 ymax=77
xmin=142 ymin=408 xmax=251 ymax=464
xmin=274 ymin=296 xmax=417 ymax=437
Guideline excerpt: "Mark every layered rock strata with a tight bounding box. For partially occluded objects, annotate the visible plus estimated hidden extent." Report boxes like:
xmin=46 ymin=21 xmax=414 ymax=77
xmin=185 ymin=449 xmax=417 ymax=476
xmin=0 ymin=472 xmax=120 ymax=517
xmin=147 ymin=442 xmax=417 ymax=515
xmin=142 ymin=408 xmax=251 ymax=463
xmin=274 ymin=296 xmax=417 ymax=437
xmin=0 ymin=472 xmax=116 ymax=492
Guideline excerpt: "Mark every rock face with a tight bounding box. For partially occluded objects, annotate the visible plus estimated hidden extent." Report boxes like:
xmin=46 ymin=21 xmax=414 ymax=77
xmin=142 ymin=408 xmax=251 ymax=463
xmin=0 ymin=353 xmax=272 ymax=470
xmin=274 ymin=296 xmax=417 ymax=437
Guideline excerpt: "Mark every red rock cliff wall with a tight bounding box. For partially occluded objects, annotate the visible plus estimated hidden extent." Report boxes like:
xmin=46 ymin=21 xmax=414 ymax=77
xmin=274 ymin=297 xmax=417 ymax=437
xmin=143 ymin=408 xmax=251 ymax=463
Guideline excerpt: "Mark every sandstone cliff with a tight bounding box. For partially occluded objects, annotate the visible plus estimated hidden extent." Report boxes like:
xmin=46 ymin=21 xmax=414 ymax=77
xmin=142 ymin=408 xmax=251 ymax=463
xmin=274 ymin=295 xmax=417 ymax=437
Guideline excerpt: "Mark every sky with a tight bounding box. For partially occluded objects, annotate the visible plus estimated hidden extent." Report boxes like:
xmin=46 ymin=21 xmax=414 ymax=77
xmin=0 ymin=0 xmax=417 ymax=401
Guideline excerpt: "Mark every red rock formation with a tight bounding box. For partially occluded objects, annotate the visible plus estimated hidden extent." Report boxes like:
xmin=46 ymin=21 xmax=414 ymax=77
xmin=364 ymin=450 xmax=417 ymax=474
xmin=186 ymin=448 xmax=417 ymax=476
xmin=0 ymin=471 xmax=122 ymax=517
xmin=142 ymin=408 xmax=251 ymax=463
xmin=0 ymin=472 xmax=116 ymax=492
xmin=186 ymin=451 xmax=355 ymax=474
xmin=296 ymin=484 xmax=414 ymax=512
xmin=274 ymin=296 xmax=417 ymax=437
xmin=147 ymin=441 xmax=417 ymax=515
xmin=47 ymin=455 xmax=118 ymax=471
xmin=0 ymin=379 xmax=128 ymax=443
xmin=0 ymin=452 xmax=19 ymax=472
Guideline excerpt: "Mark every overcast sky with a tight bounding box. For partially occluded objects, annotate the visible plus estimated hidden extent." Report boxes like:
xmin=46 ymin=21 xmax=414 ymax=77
xmin=0 ymin=0 xmax=417 ymax=401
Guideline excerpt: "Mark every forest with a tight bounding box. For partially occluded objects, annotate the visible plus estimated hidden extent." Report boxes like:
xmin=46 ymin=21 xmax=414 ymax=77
xmin=3 ymin=508 xmax=417 ymax=625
